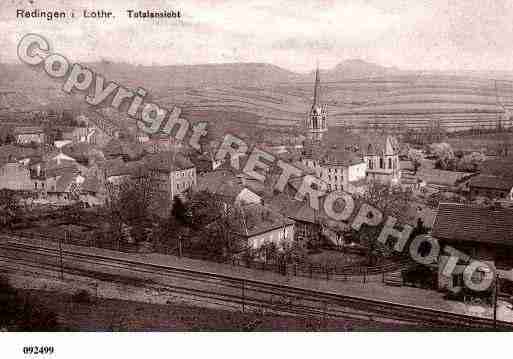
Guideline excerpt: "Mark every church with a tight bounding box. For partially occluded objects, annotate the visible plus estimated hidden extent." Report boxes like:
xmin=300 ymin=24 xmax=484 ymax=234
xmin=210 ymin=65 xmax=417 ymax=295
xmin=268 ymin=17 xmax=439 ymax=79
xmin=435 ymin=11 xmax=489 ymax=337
xmin=300 ymin=65 xmax=401 ymax=193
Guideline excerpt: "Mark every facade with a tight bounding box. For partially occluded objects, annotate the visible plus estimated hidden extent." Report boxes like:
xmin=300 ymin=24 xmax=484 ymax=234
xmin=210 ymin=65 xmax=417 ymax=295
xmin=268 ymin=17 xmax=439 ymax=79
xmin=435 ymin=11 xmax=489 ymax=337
xmin=145 ymin=152 xmax=197 ymax=201
xmin=0 ymin=161 xmax=34 ymax=191
xmin=363 ymin=137 xmax=401 ymax=184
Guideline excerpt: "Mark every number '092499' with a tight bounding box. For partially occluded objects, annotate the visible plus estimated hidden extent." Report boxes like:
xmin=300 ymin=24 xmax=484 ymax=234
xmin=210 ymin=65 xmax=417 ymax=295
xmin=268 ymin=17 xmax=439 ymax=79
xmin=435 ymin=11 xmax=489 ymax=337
xmin=23 ymin=346 xmax=55 ymax=355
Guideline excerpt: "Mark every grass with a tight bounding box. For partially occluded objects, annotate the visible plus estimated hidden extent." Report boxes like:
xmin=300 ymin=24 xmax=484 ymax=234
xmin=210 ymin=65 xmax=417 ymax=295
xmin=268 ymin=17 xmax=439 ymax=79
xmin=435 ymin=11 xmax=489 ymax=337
xmin=21 ymin=289 xmax=419 ymax=331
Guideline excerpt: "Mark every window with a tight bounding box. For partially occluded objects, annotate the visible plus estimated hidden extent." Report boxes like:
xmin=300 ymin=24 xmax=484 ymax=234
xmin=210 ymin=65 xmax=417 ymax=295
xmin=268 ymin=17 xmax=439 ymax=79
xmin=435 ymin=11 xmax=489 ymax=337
xmin=388 ymin=158 xmax=392 ymax=169
xmin=369 ymin=160 xmax=373 ymax=169
xmin=380 ymin=158 xmax=384 ymax=169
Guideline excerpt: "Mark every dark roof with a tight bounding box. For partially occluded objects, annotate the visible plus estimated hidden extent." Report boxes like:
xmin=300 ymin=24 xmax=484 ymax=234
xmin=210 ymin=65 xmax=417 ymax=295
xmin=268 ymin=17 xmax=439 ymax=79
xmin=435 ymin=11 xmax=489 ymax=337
xmin=144 ymin=151 xmax=194 ymax=172
xmin=231 ymin=203 xmax=294 ymax=237
xmin=432 ymin=202 xmax=513 ymax=246
xmin=469 ymin=174 xmax=513 ymax=191
xmin=103 ymin=139 xmax=144 ymax=160
xmin=289 ymin=203 xmax=321 ymax=224
xmin=196 ymin=170 xmax=251 ymax=202
xmin=106 ymin=160 xmax=146 ymax=178
xmin=322 ymin=148 xmax=364 ymax=166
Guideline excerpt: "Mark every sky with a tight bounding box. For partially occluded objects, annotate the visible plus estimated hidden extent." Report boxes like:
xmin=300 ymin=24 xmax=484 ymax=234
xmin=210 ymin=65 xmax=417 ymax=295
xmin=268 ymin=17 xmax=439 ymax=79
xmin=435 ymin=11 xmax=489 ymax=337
xmin=2 ymin=0 xmax=513 ymax=73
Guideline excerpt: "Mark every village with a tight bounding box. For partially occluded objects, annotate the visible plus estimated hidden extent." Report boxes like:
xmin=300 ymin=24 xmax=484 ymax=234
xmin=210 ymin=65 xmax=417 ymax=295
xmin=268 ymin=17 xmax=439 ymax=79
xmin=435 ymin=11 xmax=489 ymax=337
xmin=2 ymin=66 xmax=513 ymax=329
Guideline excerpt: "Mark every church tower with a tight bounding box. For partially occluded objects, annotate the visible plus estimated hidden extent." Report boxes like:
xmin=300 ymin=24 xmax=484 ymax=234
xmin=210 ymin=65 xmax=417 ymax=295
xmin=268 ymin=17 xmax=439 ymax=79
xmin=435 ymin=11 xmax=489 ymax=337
xmin=305 ymin=64 xmax=328 ymax=142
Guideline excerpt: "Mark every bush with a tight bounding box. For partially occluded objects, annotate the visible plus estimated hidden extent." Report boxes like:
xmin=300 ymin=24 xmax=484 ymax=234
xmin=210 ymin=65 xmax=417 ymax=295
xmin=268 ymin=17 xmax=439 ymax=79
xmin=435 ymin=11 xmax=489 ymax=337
xmin=71 ymin=289 xmax=93 ymax=304
xmin=0 ymin=276 xmax=60 ymax=331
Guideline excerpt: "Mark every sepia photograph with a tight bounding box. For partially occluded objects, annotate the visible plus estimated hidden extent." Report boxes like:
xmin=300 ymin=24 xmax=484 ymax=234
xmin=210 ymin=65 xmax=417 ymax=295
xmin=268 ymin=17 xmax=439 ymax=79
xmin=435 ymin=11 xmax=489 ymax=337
xmin=1 ymin=0 xmax=513 ymax=357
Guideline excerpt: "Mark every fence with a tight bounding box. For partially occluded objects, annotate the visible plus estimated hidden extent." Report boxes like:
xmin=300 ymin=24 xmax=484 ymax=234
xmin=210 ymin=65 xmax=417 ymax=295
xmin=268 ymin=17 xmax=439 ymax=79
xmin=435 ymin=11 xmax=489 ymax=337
xmin=7 ymin=229 xmax=415 ymax=284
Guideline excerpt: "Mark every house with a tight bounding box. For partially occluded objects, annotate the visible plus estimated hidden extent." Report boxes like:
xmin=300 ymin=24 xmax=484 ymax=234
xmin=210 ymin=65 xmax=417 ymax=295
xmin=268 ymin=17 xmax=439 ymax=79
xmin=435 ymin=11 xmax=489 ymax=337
xmin=62 ymin=126 xmax=96 ymax=144
xmin=195 ymin=170 xmax=262 ymax=205
xmin=289 ymin=202 xmax=323 ymax=246
xmin=301 ymin=146 xmax=367 ymax=193
xmin=230 ymin=203 xmax=295 ymax=251
xmin=468 ymin=174 xmax=513 ymax=201
xmin=145 ymin=151 xmax=197 ymax=202
xmin=415 ymin=168 xmax=474 ymax=191
xmin=44 ymin=170 xmax=85 ymax=204
xmin=0 ymin=160 xmax=34 ymax=191
xmin=103 ymin=139 xmax=144 ymax=161
xmin=104 ymin=160 xmax=146 ymax=185
xmin=14 ymin=126 xmax=45 ymax=145
xmin=432 ymin=203 xmax=513 ymax=291
xmin=80 ymin=175 xmax=106 ymax=207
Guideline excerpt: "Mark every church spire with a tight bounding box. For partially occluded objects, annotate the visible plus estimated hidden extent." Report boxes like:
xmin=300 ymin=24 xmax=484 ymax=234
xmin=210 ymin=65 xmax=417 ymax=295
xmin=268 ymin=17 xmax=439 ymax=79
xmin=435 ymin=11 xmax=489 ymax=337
xmin=313 ymin=61 xmax=321 ymax=107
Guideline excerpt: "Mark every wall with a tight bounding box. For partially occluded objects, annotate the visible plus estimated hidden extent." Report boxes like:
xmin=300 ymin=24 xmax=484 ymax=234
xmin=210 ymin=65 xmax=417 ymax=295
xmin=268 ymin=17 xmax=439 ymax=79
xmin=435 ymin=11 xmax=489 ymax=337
xmin=247 ymin=224 xmax=295 ymax=250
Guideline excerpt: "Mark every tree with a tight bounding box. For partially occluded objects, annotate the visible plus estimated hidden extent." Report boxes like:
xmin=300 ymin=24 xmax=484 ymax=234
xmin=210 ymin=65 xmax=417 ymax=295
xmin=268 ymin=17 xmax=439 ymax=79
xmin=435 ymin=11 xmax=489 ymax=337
xmin=0 ymin=125 xmax=15 ymax=145
xmin=407 ymin=148 xmax=423 ymax=174
xmin=158 ymin=190 xmax=245 ymax=261
xmin=0 ymin=190 xmax=20 ymax=230
xmin=458 ymin=152 xmax=486 ymax=172
xmin=104 ymin=171 xmax=158 ymax=243
xmin=353 ymin=181 xmax=414 ymax=264
xmin=171 ymin=195 xmax=191 ymax=226
xmin=0 ymin=276 xmax=59 ymax=331
xmin=430 ymin=142 xmax=455 ymax=170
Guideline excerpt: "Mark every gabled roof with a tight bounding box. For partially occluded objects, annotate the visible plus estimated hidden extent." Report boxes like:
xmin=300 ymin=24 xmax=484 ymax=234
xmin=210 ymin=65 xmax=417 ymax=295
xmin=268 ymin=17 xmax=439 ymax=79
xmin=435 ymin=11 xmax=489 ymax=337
xmin=432 ymin=202 xmax=513 ymax=246
xmin=231 ymin=203 xmax=294 ymax=237
xmin=106 ymin=160 xmax=146 ymax=178
xmin=479 ymin=157 xmax=513 ymax=179
xmin=289 ymin=202 xmax=321 ymax=224
xmin=103 ymin=139 xmax=144 ymax=160
xmin=196 ymin=170 xmax=255 ymax=203
xmin=468 ymin=174 xmax=513 ymax=191
xmin=144 ymin=151 xmax=194 ymax=172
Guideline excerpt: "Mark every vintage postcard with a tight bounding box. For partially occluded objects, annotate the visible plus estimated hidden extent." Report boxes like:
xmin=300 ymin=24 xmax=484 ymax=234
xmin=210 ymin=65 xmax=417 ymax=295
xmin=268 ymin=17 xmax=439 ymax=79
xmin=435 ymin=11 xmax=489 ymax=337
xmin=0 ymin=0 xmax=512 ymax=357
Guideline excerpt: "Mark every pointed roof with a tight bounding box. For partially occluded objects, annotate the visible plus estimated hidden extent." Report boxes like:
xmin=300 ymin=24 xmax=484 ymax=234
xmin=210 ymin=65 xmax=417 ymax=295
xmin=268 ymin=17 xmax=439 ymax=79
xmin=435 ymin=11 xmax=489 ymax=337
xmin=312 ymin=64 xmax=321 ymax=107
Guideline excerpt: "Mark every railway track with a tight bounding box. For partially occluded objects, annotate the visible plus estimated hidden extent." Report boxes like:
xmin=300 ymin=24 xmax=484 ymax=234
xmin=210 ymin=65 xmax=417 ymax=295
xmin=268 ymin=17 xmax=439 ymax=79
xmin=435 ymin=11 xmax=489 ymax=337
xmin=1 ymin=238 xmax=512 ymax=330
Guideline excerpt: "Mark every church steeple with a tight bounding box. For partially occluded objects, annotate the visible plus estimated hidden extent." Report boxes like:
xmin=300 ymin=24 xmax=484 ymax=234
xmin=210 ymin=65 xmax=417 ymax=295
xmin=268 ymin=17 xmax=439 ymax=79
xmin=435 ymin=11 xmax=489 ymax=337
xmin=304 ymin=62 xmax=328 ymax=144
xmin=312 ymin=63 xmax=321 ymax=108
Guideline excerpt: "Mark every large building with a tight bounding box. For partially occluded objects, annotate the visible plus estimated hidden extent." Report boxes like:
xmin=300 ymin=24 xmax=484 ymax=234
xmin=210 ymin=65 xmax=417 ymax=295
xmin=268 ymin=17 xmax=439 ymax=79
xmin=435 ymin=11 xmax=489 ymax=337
xmin=145 ymin=151 xmax=197 ymax=202
xmin=301 ymin=65 xmax=401 ymax=191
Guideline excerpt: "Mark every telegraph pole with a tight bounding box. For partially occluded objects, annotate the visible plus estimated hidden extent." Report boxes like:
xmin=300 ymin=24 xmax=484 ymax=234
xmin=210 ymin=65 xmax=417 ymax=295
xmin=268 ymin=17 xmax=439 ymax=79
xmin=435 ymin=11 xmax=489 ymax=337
xmin=58 ymin=232 xmax=65 ymax=280
xmin=493 ymin=273 xmax=499 ymax=328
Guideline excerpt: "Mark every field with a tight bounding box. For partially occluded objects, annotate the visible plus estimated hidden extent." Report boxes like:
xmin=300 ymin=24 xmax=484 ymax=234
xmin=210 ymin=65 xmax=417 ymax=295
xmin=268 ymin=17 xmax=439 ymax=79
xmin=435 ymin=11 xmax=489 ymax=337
xmin=446 ymin=132 xmax=513 ymax=152
xmin=3 ymin=62 xmax=513 ymax=138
